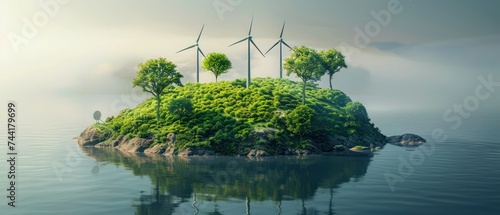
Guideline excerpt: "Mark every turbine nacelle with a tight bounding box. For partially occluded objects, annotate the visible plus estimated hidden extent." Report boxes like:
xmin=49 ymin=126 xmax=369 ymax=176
xmin=264 ymin=21 xmax=293 ymax=79
xmin=176 ymin=25 xmax=206 ymax=83
xmin=228 ymin=16 xmax=265 ymax=88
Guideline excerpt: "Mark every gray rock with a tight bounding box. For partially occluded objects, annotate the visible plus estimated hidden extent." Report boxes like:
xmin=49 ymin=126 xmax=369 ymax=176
xmin=247 ymin=149 xmax=271 ymax=157
xmin=163 ymin=147 xmax=176 ymax=156
xmin=178 ymin=148 xmax=193 ymax=156
xmin=96 ymin=135 xmax=127 ymax=148
xmin=387 ymin=133 xmax=426 ymax=146
xmin=318 ymin=140 xmax=334 ymax=152
xmin=349 ymin=146 xmax=372 ymax=154
xmin=145 ymin=145 xmax=166 ymax=154
xmin=334 ymin=135 xmax=347 ymax=144
xmin=333 ymin=145 xmax=347 ymax=152
xmin=178 ymin=148 xmax=215 ymax=156
xmin=295 ymin=149 xmax=313 ymax=156
xmin=77 ymin=126 xmax=111 ymax=147
xmin=346 ymin=134 xmax=359 ymax=147
xmin=362 ymin=136 xmax=374 ymax=145
xmin=116 ymin=137 xmax=154 ymax=153
xmin=167 ymin=133 xmax=177 ymax=145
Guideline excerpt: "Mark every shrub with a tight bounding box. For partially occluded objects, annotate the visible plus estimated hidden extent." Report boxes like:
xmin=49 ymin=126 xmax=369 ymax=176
xmin=168 ymin=98 xmax=194 ymax=119
xmin=286 ymin=104 xmax=315 ymax=140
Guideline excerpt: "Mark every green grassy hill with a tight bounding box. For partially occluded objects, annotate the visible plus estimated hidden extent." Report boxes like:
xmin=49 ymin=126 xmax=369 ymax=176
xmin=102 ymin=77 xmax=385 ymax=155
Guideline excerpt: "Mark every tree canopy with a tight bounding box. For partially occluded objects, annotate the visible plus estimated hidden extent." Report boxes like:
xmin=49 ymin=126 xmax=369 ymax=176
xmin=132 ymin=57 xmax=183 ymax=121
xmin=284 ymin=46 xmax=325 ymax=104
xmin=320 ymin=49 xmax=347 ymax=90
xmin=202 ymin=52 xmax=232 ymax=82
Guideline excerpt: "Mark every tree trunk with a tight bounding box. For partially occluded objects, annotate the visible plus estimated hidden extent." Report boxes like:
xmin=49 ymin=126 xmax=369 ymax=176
xmin=328 ymin=188 xmax=334 ymax=215
xmin=302 ymin=79 xmax=306 ymax=104
xmin=329 ymin=74 xmax=333 ymax=90
xmin=246 ymin=196 xmax=250 ymax=215
xmin=215 ymin=75 xmax=218 ymax=83
xmin=156 ymin=96 xmax=161 ymax=124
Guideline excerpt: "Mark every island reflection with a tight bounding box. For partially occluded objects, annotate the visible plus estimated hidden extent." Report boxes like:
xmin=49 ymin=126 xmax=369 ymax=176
xmin=81 ymin=147 xmax=371 ymax=215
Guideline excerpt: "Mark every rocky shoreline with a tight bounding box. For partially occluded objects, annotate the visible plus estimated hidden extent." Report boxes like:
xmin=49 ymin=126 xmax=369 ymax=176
xmin=386 ymin=133 xmax=427 ymax=147
xmin=77 ymin=126 xmax=425 ymax=157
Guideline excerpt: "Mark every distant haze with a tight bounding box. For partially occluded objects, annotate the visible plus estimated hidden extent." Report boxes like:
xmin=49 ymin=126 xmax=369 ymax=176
xmin=1 ymin=0 xmax=499 ymax=113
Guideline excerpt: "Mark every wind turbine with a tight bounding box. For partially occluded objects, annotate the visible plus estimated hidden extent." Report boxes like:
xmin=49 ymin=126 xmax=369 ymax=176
xmin=176 ymin=25 xmax=206 ymax=83
xmin=264 ymin=21 xmax=293 ymax=79
xmin=229 ymin=16 xmax=265 ymax=88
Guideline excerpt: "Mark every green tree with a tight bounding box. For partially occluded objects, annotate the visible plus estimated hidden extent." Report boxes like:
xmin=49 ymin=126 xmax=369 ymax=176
xmin=284 ymin=46 xmax=325 ymax=104
xmin=202 ymin=52 xmax=232 ymax=82
xmin=320 ymin=49 xmax=347 ymax=90
xmin=345 ymin=102 xmax=369 ymax=123
xmin=286 ymin=104 xmax=315 ymax=142
xmin=168 ymin=98 xmax=193 ymax=119
xmin=133 ymin=57 xmax=183 ymax=121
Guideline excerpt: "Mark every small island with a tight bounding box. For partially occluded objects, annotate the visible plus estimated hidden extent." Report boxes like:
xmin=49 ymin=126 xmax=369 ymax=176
xmin=78 ymin=77 xmax=387 ymax=157
xmin=77 ymin=46 xmax=422 ymax=157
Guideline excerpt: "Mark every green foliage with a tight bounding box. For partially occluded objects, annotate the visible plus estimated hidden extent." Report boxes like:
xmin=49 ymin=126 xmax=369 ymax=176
xmin=132 ymin=57 xmax=183 ymax=121
xmin=284 ymin=46 xmax=325 ymax=104
xmin=168 ymin=98 xmax=193 ymax=119
xmin=343 ymin=101 xmax=373 ymax=137
xmin=202 ymin=52 xmax=232 ymax=82
xmin=286 ymin=104 xmax=315 ymax=140
xmin=320 ymin=49 xmax=347 ymax=90
xmin=345 ymin=102 xmax=369 ymax=123
xmin=132 ymin=57 xmax=183 ymax=96
xmin=106 ymin=78 xmax=383 ymax=155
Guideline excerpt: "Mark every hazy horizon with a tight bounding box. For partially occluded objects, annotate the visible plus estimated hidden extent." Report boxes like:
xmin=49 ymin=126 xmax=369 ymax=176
xmin=1 ymin=0 xmax=499 ymax=114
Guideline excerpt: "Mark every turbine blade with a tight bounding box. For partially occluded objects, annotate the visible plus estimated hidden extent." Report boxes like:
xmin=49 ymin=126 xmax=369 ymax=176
xmin=282 ymin=40 xmax=293 ymax=50
xmin=176 ymin=44 xmax=197 ymax=53
xmin=265 ymin=41 xmax=280 ymax=55
xmin=229 ymin=37 xmax=248 ymax=47
xmin=250 ymin=39 xmax=265 ymax=57
xmin=198 ymin=47 xmax=206 ymax=58
xmin=249 ymin=15 xmax=254 ymax=35
xmin=280 ymin=21 xmax=286 ymax=38
xmin=197 ymin=24 xmax=205 ymax=43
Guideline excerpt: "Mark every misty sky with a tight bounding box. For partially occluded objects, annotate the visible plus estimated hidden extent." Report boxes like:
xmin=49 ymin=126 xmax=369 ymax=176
xmin=1 ymin=0 xmax=499 ymax=114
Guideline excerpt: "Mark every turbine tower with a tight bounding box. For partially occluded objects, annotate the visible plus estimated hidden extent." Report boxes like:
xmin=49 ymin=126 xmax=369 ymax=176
xmin=229 ymin=16 xmax=265 ymax=88
xmin=176 ymin=25 xmax=206 ymax=83
xmin=265 ymin=21 xmax=293 ymax=79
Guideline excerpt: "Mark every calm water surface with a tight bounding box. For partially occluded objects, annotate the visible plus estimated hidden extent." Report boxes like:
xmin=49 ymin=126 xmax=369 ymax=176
xmin=0 ymin=100 xmax=499 ymax=215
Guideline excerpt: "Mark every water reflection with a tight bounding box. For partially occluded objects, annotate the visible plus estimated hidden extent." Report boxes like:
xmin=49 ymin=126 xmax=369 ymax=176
xmin=81 ymin=147 xmax=371 ymax=214
xmin=133 ymin=176 xmax=185 ymax=215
